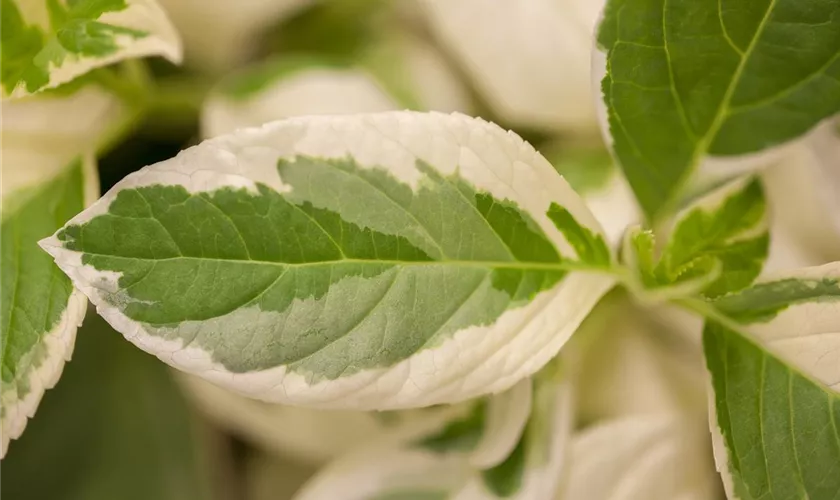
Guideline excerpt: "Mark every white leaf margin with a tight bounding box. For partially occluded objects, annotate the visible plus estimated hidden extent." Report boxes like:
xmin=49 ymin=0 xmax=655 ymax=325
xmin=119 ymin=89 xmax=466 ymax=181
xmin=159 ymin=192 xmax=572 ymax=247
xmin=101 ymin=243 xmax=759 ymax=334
xmin=1 ymin=154 xmax=98 ymax=458
xmin=41 ymin=111 xmax=617 ymax=410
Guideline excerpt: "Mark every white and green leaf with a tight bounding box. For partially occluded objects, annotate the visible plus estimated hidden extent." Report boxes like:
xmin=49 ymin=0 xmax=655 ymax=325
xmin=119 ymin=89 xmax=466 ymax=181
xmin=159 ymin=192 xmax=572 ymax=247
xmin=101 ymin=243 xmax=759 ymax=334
xmin=623 ymin=176 xmax=768 ymax=300
xmin=1 ymin=0 xmax=181 ymax=98
xmin=0 ymin=75 xmax=153 ymax=457
xmin=41 ymin=111 xmax=616 ymax=410
xmin=704 ymin=263 xmax=840 ymax=499
xmin=557 ymin=414 xmax=720 ymax=500
xmin=596 ymin=0 xmax=840 ymax=219
xmin=1 ymin=154 xmax=98 ymax=458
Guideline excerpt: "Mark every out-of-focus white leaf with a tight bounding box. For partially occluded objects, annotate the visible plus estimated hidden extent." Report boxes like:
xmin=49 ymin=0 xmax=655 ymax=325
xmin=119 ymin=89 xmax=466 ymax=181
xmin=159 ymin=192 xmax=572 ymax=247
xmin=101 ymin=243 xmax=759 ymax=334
xmin=576 ymin=297 xmax=706 ymax=423
xmin=202 ymin=32 xmax=471 ymax=138
xmin=422 ymin=0 xmax=602 ymax=132
xmin=557 ymin=414 xmax=720 ymax=500
xmin=157 ymin=0 xmax=308 ymax=71
xmin=176 ymin=373 xmax=474 ymax=464
xmin=762 ymin=120 xmax=840 ymax=270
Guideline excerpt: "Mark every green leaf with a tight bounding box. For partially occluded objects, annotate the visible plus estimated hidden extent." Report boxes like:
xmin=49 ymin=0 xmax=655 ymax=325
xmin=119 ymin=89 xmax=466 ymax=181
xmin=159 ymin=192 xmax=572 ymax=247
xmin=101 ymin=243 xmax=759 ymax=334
xmin=704 ymin=263 xmax=840 ymax=499
xmin=0 ymin=155 xmax=97 ymax=458
xmin=1 ymin=0 xmax=181 ymax=98
xmin=596 ymin=0 xmax=840 ymax=219
xmin=623 ymin=176 xmax=768 ymax=299
xmin=42 ymin=112 xmax=616 ymax=410
xmin=0 ymin=313 xmax=217 ymax=499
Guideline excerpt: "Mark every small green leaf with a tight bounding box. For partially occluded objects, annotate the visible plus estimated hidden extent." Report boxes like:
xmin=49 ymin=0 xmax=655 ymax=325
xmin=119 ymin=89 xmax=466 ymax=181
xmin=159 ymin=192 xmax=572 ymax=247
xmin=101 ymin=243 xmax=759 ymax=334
xmin=43 ymin=112 xmax=616 ymax=410
xmin=1 ymin=0 xmax=181 ymax=98
xmin=622 ymin=176 xmax=768 ymax=299
xmin=596 ymin=0 xmax=840 ymax=219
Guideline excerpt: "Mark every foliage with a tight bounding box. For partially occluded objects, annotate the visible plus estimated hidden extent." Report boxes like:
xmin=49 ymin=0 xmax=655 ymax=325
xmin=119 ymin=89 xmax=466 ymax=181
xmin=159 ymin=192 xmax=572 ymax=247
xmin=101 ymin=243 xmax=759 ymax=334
xmin=2 ymin=0 xmax=839 ymax=499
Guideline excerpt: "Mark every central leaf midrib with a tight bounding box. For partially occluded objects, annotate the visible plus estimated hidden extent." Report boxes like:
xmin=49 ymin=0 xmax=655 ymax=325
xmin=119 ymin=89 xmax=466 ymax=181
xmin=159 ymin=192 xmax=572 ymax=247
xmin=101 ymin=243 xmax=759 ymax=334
xmin=77 ymin=250 xmax=595 ymax=273
xmin=687 ymin=0 xmax=777 ymax=169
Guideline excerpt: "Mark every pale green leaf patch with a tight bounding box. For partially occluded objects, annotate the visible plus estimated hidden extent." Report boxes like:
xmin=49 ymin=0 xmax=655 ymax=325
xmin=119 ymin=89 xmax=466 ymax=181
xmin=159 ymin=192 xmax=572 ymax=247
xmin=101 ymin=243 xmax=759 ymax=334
xmin=1 ymin=0 xmax=181 ymax=98
xmin=1 ymin=155 xmax=98 ymax=458
xmin=42 ymin=111 xmax=616 ymax=410
xmin=622 ymin=176 xmax=768 ymax=300
xmin=703 ymin=263 xmax=840 ymax=499
xmin=596 ymin=0 xmax=840 ymax=219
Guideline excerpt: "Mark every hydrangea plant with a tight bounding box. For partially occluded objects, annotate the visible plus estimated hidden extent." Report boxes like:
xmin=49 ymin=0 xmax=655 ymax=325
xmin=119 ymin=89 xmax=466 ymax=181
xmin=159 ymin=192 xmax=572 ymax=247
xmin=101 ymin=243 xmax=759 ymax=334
xmin=2 ymin=0 xmax=840 ymax=499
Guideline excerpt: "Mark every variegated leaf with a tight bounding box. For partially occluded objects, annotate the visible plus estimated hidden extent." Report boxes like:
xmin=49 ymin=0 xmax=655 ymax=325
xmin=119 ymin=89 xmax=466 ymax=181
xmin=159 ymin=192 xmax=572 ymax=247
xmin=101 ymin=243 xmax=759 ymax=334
xmin=2 ymin=0 xmax=181 ymax=98
xmin=1 ymin=79 xmax=136 ymax=456
xmin=42 ymin=111 xmax=616 ymax=409
xmin=705 ymin=263 xmax=840 ymax=498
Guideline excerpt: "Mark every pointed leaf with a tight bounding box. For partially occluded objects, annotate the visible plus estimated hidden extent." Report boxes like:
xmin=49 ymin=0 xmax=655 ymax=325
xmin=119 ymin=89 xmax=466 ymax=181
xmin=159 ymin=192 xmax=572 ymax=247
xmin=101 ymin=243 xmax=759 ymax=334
xmin=596 ymin=0 xmax=840 ymax=219
xmin=41 ymin=111 xmax=616 ymax=410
